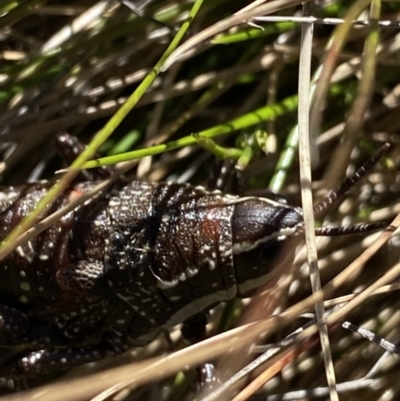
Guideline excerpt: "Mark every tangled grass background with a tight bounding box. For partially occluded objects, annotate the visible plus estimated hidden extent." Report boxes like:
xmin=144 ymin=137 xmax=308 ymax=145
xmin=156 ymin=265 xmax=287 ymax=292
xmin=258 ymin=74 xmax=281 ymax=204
xmin=1 ymin=1 xmax=400 ymax=400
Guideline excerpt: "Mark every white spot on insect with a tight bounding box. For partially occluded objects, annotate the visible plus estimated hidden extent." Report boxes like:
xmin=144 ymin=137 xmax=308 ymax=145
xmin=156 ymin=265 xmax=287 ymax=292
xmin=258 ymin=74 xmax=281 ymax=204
xmin=20 ymin=282 xmax=30 ymax=291
xmin=27 ymin=241 xmax=34 ymax=253
xmin=16 ymin=246 xmax=25 ymax=258
xmin=109 ymin=199 xmax=120 ymax=207
xmin=20 ymin=270 xmax=26 ymax=278
xmin=169 ymin=295 xmax=181 ymax=301
xmin=38 ymin=286 xmax=44 ymax=292
xmin=39 ymin=254 xmax=49 ymax=261
xmin=117 ymin=319 xmax=125 ymax=324
xmin=61 ymin=358 xmax=67 ymax=364
xmin=29 ymin=352 xmax=42 ymax=364
xmin=186 ymin=267 xmax=198 ymax=277
xmin=207 ymin=259 xmax=216 ymax=270
xmin=48 ymin=242 xmax=54 ymax=249
xmin=19 ymin=295 xmax=28 ymax=303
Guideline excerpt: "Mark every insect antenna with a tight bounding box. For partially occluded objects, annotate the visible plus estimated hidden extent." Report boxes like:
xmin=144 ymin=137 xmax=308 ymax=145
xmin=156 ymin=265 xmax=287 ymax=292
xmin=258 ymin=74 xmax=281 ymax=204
xmin=315 ymin=222 xmax=387 ymax=237
xmin=313 ymin=142 xmax=391 ymax=216
xmin=294 ymin=143 xmax=391 ymax=237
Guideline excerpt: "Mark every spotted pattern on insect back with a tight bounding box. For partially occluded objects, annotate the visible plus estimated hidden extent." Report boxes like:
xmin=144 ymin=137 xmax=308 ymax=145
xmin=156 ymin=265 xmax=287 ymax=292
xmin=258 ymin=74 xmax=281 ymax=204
xmin=0 ymin=177 xmax=302 ymax=389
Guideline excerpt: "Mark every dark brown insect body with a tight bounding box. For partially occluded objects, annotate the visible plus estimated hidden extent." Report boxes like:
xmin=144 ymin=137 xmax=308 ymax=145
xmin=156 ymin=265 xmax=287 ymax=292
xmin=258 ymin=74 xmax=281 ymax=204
xmin=0 ymin=176 xmax=302 ymax=388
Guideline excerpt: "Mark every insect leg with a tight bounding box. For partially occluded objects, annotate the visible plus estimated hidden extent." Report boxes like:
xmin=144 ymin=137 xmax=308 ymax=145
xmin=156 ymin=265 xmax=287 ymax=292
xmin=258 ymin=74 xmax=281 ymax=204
xmin=56 ymin=261 xmax=106 ymax=295
xmin=179 ymin=159 xmax=240 ymax=388
xmin=17 ymin=344 xmax=116 ymax=377
xmin=181 ymin=313 xmax=221 ymax=389
xmin=55 ymin=133 xmax=116 ymax=181
xmin=207 ymin=159 xmax=242 ymax=193
xmin=0 ymin=342 xmax=119 ymax=391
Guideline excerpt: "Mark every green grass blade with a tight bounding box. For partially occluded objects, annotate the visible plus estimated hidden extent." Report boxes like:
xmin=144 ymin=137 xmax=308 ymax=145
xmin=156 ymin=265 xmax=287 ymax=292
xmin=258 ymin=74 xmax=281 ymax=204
xmin=0 ymin=0 xmax=205 ymax=260
xmin=82 ymin=95 xmax=299 ymax=169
